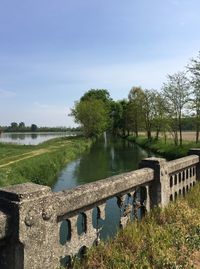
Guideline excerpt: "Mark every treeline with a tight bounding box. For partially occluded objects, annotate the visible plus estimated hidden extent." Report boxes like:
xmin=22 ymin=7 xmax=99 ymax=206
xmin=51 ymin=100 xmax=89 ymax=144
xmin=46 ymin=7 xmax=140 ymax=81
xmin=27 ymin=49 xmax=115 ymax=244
xmin=0 ymin=122 xmax=81 ymax=133
xmin=71 ymin=52 xmax=200 ymax=145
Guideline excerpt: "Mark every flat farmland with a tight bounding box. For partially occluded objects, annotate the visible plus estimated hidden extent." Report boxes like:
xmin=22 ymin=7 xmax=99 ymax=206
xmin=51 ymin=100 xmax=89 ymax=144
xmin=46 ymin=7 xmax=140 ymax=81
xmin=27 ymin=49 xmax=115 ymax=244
xmin=138 ymin=131 xmax=197 ymax=142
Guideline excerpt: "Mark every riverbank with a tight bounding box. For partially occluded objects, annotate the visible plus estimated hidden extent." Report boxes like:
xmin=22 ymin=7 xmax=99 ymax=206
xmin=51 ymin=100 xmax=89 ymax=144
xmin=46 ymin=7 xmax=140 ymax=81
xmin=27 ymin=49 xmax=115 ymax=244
xmin=0 ymin=136 xmax=92 ymax=187
xmin=73 ymin=182 xmax=200 ymax=269
xmin=127 ymin=135 xmax=200 ymax=159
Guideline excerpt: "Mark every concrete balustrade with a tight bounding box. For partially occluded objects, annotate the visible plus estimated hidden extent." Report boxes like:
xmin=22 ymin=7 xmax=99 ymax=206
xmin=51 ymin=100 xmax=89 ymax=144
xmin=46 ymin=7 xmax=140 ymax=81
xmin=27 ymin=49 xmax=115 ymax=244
xmin=0 ymin=148 xmax=199 ymax=269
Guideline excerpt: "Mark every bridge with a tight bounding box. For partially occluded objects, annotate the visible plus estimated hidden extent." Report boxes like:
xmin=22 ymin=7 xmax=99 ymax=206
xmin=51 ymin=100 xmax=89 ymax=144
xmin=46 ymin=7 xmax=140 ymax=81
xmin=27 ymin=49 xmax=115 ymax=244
xmin=0 ymin=148 xmax=199 ymax=269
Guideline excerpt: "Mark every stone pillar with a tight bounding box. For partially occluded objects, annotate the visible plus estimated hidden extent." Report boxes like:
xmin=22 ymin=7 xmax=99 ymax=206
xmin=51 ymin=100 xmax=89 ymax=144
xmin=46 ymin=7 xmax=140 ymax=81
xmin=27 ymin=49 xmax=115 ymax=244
xmin=188 ymin=148 xmax=200 ymax=181
xmin=0 ymin=183 xmax=58 ymax=269
xmin=139 ymin=157 xmax=170 ymax=208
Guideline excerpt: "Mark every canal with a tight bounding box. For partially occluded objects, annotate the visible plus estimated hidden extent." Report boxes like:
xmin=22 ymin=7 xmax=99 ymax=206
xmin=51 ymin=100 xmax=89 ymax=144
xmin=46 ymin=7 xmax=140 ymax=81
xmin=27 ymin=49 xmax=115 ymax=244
xmin=53 ymin=135 xmax=153 ymax=242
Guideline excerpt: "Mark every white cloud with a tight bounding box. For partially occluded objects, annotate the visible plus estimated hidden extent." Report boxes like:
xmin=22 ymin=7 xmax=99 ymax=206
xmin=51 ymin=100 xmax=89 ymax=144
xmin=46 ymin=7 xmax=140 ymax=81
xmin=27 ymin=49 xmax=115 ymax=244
xmin=0 ymin=89 xmax=16 ymax=98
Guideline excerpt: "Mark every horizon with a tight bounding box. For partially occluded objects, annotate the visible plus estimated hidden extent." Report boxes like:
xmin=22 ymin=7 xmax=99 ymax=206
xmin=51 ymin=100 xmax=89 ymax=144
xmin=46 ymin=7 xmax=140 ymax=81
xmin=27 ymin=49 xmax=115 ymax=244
xmin=0 ymin=0 xmax=200 ymax=127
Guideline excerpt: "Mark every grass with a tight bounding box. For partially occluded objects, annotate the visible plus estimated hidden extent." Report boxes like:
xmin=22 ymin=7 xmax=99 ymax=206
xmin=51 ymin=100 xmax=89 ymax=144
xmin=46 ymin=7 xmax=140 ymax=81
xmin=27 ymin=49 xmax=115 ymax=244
xmin=71 ymin=183 xmax=200 ymax=269
xmin=0 ymin=136 xmax=92 ymax=187
xmin=127 ymin=135 xmax=200 ymax=160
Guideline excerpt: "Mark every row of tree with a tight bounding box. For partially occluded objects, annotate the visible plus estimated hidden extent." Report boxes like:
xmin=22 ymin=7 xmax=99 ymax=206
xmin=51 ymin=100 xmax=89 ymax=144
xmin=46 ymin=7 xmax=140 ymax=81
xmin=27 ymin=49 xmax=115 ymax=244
xmin=71 ymin=52 xmax=200 ymax=145
xmin=4 ymin=122 xmax=38 ymax=132
xmin=1 ymin=123 xmax=80 ymax=133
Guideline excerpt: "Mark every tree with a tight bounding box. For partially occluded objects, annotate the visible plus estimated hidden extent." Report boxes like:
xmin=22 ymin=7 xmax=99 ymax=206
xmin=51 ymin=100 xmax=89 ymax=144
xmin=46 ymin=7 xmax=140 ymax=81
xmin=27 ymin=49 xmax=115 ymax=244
xmin=128 ymin=87 xmax=145 ymax=137
xmin=10 ymin=122 xmax=18 ymax=131
xmin=31 ymin=124 xmax=38 ymax=132
xmin=153 ymin=92 xmax=168 ymax=140
xmin=110 ymin=101 xmax=124 ymax=136
xmin=187 ymin=52 xmax=200 ymax=143
xmin=19 ymin=122 xmax=25 ymax=130
xmin=71 ymin=99 xmax=109 ymax=137
xmin=80 ymin=89 xmax=112 ymax=103
xmin=142 ymin=90 xmax=157 ymax=140
xmin=118 ymin=99 xmax=129 ymax=136
xmin=162 ymin=72 xmax=190 ymax=146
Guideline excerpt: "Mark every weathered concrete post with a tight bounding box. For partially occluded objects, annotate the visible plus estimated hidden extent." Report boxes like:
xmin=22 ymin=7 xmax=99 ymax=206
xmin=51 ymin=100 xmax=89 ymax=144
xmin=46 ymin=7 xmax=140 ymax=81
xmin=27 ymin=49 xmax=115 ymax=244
xmin=188 ymin=148 xmax=200 ymax=181
xmin=139 ymin=157 xmax=170 ymax=207
xmin=0 ymin=183 xmax=58 ymax=269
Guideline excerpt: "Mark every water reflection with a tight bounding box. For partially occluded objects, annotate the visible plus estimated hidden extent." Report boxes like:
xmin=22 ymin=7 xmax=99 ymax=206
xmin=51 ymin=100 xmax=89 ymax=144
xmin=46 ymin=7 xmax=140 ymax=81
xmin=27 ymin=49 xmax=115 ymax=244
xmin=54 ymin=136 xmax=153 ymax=251
xmin=0 ymin=132 xmax=76 ymax=145
xmin=54 ymin=136 xmax=151 ymax=191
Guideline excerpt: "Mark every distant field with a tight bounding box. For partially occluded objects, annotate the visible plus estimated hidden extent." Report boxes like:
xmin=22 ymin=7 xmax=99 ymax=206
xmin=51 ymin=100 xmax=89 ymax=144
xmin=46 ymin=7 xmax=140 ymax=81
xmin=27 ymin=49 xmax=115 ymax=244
xmin=179 ymin=131 xmax=197 ymax=141
xmin=139 ymin=131 xmax=197 ymax=142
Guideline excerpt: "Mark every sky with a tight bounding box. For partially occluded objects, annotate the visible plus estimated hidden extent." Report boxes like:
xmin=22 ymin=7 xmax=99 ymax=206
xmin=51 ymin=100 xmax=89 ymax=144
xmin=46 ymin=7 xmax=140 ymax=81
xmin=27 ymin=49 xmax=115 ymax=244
xmin=0 ymin=0 xmax=200 ymax=127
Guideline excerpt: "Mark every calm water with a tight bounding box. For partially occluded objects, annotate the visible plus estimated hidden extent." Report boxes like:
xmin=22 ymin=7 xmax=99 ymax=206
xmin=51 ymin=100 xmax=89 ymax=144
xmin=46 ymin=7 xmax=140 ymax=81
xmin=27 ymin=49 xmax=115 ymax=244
xmin=53 ymin=136 xmax=153 ymax=243
xmin=0 ymin=132 xmax=76 ymax=145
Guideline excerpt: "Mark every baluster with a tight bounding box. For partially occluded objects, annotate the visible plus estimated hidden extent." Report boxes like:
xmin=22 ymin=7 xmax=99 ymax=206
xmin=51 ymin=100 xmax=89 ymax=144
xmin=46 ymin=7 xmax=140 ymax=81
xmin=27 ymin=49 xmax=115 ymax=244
xmin=133 ymin=188 xmax=143 ymax=221
xmin=117 ymin=194 xmax=132 ymax=229
xmin=61 ymin=215 xmax=79 ymax=257
xmin=145 ymin=184 xmax=150 ymax=212
xmin=96 ymin=203 xmax=106 ymax=243
xmin=98 ymin=203 xmax=106 ymax=220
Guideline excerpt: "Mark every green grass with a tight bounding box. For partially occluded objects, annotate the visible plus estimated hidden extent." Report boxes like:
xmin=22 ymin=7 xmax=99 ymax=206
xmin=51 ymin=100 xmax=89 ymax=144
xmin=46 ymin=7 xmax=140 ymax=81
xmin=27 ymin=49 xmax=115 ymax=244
xmin=127 ymin=135 xmax=200 ymax=160
xmin=0 ymin=136 xmax=92 ymax=187
xmin=72 ymin=183 xmax=200 ymax=269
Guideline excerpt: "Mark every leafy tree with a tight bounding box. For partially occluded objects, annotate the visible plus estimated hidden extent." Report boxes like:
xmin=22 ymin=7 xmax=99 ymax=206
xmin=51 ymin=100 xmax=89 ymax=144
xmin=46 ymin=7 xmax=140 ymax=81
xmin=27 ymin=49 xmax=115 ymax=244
xmin=71 ymin=99 xmax=109 ymax=137
xmin=187 ymin=52 xmax=200 ymax=143
xmin=128 ymin=87 xmax=145 ymax=137
xmin=31 ymin=124 xmax=38 ymax=132
xmin=110 ymin=101 xmax=124 ymax=135
xmin=153 ymin=92 xmax=168 ymax=140
xmin=80 ymin=89 xmax=112 ymax=103
xmin=118 ymin=99 xmax=129 ymax=136
xmin=162 ymin=72 xmax=190 ymax=145
xmin=142 ymin=90 xmax=157 ymax=140
xmin=19 ymin=122 xmax=25 ymax=129
xmin=9 ymin=122 xmax=18 ymax=131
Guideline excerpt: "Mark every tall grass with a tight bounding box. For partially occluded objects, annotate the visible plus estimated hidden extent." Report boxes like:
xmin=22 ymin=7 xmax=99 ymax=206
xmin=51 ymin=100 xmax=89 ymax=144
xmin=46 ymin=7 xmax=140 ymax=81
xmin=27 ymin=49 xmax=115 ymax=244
xmin=0 ymin=137 xmax=92 ymax=187
xmin=128 ymin=136 xmax=199 ymax=160
xmin=72 ymin=183 xmax=200 ymax=269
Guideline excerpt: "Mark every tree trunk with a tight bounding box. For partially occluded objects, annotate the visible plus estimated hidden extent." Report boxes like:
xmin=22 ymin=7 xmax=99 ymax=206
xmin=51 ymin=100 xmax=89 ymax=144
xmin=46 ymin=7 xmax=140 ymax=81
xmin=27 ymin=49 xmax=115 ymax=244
xmin=135 ymin=121 xmax=138 ymax=137
xmin=147 ymin=130 xmax=151 ymax=140
xmin=196 ymin=128 xmax=199 ymax=144
xmin=164 ymin=131 xmax=167 ymax=144
xmin=196 ymin=113 xmax=200 ymax=144
xmin=179 ymin=126 xmax=182 ymax=146
xmin=174 ymin=131 xmax=178 ymax=146
xmin=178 ymin=114 xmax=182 ymax=146
xmin=156 ymin=129 xmax=160 ymax=140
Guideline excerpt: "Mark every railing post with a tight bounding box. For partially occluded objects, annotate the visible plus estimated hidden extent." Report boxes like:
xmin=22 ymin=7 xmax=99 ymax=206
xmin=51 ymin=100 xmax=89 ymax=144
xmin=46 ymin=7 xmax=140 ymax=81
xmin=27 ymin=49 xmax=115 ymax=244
xmin=139 ymin=157 xmax=170 ymax=208
xmin=0 ymin=183 xmax=58 ymax=269
xmin=188 ymin=148 xmax=200 ymax=181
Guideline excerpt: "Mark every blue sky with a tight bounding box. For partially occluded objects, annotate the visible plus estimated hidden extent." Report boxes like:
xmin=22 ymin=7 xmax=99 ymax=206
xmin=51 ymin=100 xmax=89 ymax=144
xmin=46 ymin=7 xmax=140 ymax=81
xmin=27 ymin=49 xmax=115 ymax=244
xmin=0 ymin=0 xmax=200 ymax=127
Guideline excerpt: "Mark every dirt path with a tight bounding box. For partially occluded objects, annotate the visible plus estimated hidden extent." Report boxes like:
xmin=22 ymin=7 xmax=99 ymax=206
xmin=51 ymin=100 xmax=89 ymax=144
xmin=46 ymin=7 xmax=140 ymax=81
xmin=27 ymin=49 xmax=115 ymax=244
xmin=0 ymin=148 xmax=51 ymax=168
xmin=0 ymin=141 xmax=71 ymax=168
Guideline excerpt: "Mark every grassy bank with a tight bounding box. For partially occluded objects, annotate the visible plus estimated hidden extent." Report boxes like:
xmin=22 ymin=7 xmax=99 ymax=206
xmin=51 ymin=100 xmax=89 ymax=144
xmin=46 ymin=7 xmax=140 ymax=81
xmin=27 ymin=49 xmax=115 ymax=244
xmin=127 ymin=135 xmax=200 ymax=160
xmin=0 ymin=136 xmax=92 ymax=187
xmin=72 ymin=183 xmax=200 ymax=269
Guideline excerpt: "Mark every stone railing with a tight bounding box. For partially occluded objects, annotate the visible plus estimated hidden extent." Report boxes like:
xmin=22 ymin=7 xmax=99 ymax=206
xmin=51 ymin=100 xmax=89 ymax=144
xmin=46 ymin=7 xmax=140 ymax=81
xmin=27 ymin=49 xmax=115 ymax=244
xmin=0 ymin=149 xmax=199 ymax=269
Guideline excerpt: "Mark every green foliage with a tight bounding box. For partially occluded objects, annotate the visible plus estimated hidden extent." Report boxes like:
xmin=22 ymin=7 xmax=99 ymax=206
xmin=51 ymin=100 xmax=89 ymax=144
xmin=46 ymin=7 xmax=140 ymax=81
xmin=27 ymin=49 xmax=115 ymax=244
xmin=71 ymin=90 xmax=111 ymax=137
xmin=2 ymin=123 xmax=77 ymax=133
xmin=73 ymin=183 xmax=200 ymax=269
xmin=80 ymin=89 xmax=112 ymax=104
xmin=128 ymin=86 xmax=145 ymax=136
xmin=162 ymin=71 xmax=191 ymax=146
xmin=31 ymin=123 xmax=38 ymax=132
